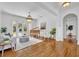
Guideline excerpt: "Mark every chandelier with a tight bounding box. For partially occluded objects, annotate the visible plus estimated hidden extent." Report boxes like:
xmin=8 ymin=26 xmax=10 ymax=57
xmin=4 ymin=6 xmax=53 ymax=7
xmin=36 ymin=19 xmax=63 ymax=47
xmin=26 ymin=12 xmax=33 ymax=22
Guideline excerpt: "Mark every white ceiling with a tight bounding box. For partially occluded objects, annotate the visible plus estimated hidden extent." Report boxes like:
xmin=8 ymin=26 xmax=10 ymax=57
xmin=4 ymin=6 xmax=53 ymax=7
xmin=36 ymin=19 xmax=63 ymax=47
xmin=0 ymin=2 xmax=79 ymax=18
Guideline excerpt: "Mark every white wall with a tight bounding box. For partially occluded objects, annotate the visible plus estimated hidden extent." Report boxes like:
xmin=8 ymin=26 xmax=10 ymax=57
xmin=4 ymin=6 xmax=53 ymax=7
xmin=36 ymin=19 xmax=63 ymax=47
xmin=37 ymin=12 xmax=56 ymax=38
xmin=0 ymin=3 xmax=3 ymax=32
xmin=0 ymin=11 xmax=1 ymax=30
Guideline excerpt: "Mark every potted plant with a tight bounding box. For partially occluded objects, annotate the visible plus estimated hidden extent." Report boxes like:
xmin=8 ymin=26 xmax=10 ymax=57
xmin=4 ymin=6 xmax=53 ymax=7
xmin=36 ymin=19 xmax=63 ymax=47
xmin=50 ymin=27 xmax=56 ymax=38
xmin=1 ymin=27 xmax=7 ymax=34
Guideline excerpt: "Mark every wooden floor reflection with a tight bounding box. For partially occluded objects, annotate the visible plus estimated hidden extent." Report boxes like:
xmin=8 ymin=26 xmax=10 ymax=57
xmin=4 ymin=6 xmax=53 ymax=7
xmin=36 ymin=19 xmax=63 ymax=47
xmin=0 ymin=39 xmax=79 ymax=57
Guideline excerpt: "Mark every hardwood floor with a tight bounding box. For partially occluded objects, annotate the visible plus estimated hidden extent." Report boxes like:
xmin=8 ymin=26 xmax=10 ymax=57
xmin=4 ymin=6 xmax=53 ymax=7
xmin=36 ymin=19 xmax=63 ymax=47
xmin=0 ymin=39 xmax=79 ymax=57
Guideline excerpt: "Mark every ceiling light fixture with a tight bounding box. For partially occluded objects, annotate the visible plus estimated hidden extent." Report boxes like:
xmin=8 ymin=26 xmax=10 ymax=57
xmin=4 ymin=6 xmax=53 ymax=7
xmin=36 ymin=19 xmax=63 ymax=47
xmin=62 ymin=2 xmax=71 ymax=8
xmin=26 ymin=12 xmax=33 ymax=22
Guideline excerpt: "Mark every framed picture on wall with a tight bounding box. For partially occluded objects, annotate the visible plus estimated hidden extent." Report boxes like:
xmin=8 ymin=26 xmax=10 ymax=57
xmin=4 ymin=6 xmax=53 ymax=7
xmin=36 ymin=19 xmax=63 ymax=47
xmin=40 ymin=22 xmax=46 ymax=30
xmin=18 ymin=23 xmax=22 ymax=32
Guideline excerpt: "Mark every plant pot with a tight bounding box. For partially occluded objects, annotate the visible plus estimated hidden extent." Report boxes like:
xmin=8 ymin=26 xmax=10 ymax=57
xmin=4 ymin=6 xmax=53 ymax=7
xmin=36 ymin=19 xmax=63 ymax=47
xmin=50 ymin=35 xmax=55 ymax=39
xmin=51 ymin=35 xmax=54 ymax=38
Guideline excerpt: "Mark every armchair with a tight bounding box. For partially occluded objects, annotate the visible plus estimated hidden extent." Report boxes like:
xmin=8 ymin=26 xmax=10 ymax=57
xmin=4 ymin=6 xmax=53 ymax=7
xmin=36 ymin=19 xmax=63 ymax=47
xmin=0 ymin=35 xmax=14 ymax=56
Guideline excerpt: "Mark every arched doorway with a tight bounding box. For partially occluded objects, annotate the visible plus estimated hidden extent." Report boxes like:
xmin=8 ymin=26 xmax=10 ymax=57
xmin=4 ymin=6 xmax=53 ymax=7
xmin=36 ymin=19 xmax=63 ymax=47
xmin=63 ymin=14 xmax=78 ymax=39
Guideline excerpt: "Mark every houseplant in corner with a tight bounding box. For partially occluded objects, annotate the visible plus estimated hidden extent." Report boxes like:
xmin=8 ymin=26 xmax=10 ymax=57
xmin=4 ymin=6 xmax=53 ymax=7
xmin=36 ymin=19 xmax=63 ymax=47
xmin=50 ymin=27 xmax=56 ymax=39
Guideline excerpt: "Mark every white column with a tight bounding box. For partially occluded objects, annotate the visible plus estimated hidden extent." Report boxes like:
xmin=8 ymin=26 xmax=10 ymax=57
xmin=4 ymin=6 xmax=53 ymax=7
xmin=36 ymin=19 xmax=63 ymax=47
xmin=56 ymin=10 xmax=63 ymax=41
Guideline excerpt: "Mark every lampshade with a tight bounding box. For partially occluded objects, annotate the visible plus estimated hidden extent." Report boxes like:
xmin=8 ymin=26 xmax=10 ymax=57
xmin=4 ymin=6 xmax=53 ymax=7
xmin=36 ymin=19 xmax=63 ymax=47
xmin=26 ymin=12 xmax=32 ymax=22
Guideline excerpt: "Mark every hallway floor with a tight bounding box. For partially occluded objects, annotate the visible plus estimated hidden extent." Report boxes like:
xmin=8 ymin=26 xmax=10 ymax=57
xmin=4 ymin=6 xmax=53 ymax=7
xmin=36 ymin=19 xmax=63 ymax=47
xmin=0 ymin=39 xmax=79 ymax=57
